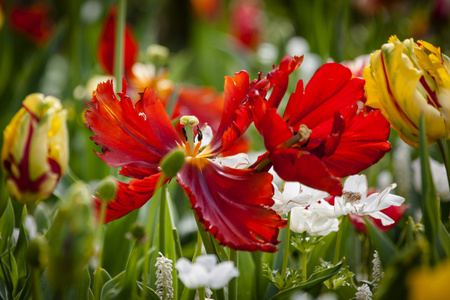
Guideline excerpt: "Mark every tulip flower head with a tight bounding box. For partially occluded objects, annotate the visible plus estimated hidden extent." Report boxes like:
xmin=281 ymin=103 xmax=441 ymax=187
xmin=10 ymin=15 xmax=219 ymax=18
xmin=2 ymin=94 xmax=68 ymax=203
xmin=85 ymin=78 xmax=285 ymax=252
xmin=364 ymin=36 xmax=450 ymax=147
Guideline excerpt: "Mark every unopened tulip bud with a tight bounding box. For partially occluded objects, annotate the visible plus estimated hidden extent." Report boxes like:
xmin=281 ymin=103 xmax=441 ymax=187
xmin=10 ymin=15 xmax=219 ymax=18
xmin=160 ymin=148 xmax=185 ymax=178
xmin=96 ymin=176 xmax=117 ymax=203
xmin=47 ymin=182 xmax=95 ymax=291
xmin=1 ymin=93 xmax=68 ymax=203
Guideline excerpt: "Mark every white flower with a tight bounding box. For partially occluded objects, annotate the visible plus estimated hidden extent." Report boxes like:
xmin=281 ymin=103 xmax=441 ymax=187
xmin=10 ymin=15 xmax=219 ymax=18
xmin=412 ymin=157 xmax=450 ymax=201
xmin=175 ymin=254 xmax=239 ymax=290
xmin=272 ymin=182 xmax=329 ymax=215
xmin=355 ymin=284 xmax=372 ymax=300
xmin=334 ymin=175 xmax=405 ymax=226
xmin=290 ymin=206 xmax=340 ymax=236
xmin=155 ymin=252 xmax=174 ymax=300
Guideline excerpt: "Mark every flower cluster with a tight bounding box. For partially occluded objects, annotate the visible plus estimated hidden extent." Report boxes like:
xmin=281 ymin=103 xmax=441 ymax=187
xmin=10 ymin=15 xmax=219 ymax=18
xmin=155 ymin=252 xmax=174 ymax=300
xmin=84 ymin=53 xmax=396 ymax=252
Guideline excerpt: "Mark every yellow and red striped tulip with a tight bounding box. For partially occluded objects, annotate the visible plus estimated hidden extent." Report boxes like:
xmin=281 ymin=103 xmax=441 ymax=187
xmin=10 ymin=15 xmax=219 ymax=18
xmin=364 ymin=36 xmax=450 ymax=147
xmin=2 ymin=93 xmax=68 ymax=203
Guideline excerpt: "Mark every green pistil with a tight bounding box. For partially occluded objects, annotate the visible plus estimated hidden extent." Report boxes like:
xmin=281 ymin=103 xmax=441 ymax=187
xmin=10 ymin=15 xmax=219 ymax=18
xmin=180 ymin=116 xmax=199 ymax=154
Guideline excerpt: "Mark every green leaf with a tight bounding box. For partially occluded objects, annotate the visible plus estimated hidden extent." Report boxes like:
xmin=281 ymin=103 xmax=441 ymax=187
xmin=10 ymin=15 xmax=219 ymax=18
xmin=102 ymin=210 xmax=138 ymax=277
xmin=270 ymin=260 xmax=344 ymax=300
xmin=418 ymin=114 xmax=441 ymax=264
xmin=0 ymin=199 xmax=15 ymax=253
xmin=92 ymin=267 xmax=111 ymax=300
xmin=364 ymin=219 xmax=396 ymax=265
xmin=14 ymin=208 xmax=29 ymax=282
xmin=237 ymin=251 xmax=254 ymax=300
xmin=40 ymin=268 xmax=91 ymax=300
xmin=0 ymin=249 xmax=19 ymax=299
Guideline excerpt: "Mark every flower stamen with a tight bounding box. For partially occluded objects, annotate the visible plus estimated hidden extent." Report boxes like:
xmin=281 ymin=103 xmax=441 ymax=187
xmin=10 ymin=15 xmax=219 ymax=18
xmin=343 ymin=191 xmax=362 ymax=204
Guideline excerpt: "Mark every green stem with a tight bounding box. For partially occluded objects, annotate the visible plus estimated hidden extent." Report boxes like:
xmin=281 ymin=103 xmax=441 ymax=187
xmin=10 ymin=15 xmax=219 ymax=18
xmin=438 ymin=138 xmax=450 ymax=194
xmin=198 ymin=287 xmax=206 ymax=300
xmin=301 ymin=247 xmax=308 ymax=282
xmin=96 ymin=201 xmax=107 ymax=266
xmin=229 ymin=249 xmax=238 ymax=300
xmin=114 ymin=0 xmax=126 ymax=93
xmin=141 ymin=175 xmax=166 ymax=300
xmin=159 ymin=184 xmax=167 ymax=255
xmin=333 ymin=218 xmax=343 ymax=264
xmin=281 ymin=212 xmax=291 ymax=278
xmin=31 ymin=268 xmax=43 ymax=300
xmin=193 ymin=230 xmax=203 ymax=261
xmin=166 ymin=191 xmax=183 ymax=259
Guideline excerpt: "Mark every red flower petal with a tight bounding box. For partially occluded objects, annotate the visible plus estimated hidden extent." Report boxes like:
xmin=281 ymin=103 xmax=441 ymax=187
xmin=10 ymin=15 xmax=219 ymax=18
xmin=264 ymin=55 xmax=303 ymax=108
xmin=284 ymin=63 xmax=365 ymax=130
xmin=10 ymin=3 xmax=53 ymax=45
xmin=207 ymin=71 xmax=252 ymax=155
xmin=177 ymin=158 xmax=286 ymax=252
xmin=95 ymin=172 xmax=168 ymax=223
xmin=173 ymin=86 xmax=224 ymax=132
xmin=252 ymin=95 xmax=293 ymax=151
xmin=97 ymin=7 xmax=138 ymax=75
xmin=269 ymin=148 xmax=343 ymax=196
xmin=323 ymin=106 xmax=391 ymax=177
xmin=85 ymin=80 xmax=181 ymax=172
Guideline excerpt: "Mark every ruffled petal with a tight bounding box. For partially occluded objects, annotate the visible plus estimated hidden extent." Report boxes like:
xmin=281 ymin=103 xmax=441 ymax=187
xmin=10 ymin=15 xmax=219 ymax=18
xmin=95 ymin=172 xmax=167 ymax=223
xmin=207 ymin=71 xmax=253 ymax=155
xmin=269 ymin=148 xmax=343 ymax=196
xmin=323 ymin=107 xmax=391 ymax=177
xmin=177 ymin=158 xmax=286 ymax=252
xmin=264 ymin=55 xmax=303 ymax=108
xmin=85 ymin=80 xmax=181 ymax=172
xmin=285 ymin=63 xmax=365 ymax=130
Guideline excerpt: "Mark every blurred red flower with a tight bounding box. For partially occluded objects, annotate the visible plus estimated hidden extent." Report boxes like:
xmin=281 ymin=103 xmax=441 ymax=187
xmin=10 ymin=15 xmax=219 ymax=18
xmin=10 ymin=3 xmax=53 ymax=45
xmin=97 ymin=7 xmax=138 ymax=76
xmin=229 ymin=0 xmax=264 ymax=49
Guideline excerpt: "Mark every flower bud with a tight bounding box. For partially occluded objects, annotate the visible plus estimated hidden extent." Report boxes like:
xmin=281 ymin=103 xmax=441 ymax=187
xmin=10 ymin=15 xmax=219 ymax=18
xmin=1 ymin=93 xmax=69 ymax=203
xmin=46 ymin=182 xmax=95 ymax=291
xmin=27 ymin=235 xmax=48 ymax=269
xmin=96 ymin=176 xmax=117 ymax=203
xmin=160 ymin=148 xmax=185 ymax=178
xmin=146 ymin=44 xmax=169 ymax=66
xmin=364 ymin=36 xmax=450 ymax=147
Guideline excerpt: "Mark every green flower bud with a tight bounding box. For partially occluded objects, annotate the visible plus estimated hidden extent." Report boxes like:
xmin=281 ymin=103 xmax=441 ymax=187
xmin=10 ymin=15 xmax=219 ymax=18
xmin=27 ymin=235 xmax=48 ymax=269
xmin=126 ymin=222 xmax=147 ymax=244
xmin=47 ymin=182 xmax=95 ymax=291
xmin=146 ymin=44 xmax=169 ymax=66
xmin=160 ymin=148 xmax=185 ymax=178
xmin=96 ymin=176 xmax=117 ymax=203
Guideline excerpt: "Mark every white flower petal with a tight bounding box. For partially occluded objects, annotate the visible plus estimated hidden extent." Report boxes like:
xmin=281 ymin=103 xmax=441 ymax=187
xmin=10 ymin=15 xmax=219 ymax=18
xmin=214 ymin=153 xmax=250 ymax=169
xmin=343 ymin=175 xmax=368 ymax=198
xmin=368 ymin=211 xmax=395 ymax=226
xmin=208 ymin=261 xmax=239 ymax=289
xmin=195 ymin=254 xmax=217 ymax=272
